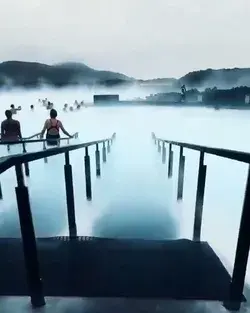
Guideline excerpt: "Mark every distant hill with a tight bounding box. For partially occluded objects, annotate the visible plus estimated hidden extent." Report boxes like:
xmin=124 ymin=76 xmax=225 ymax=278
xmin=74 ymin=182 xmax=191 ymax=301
xmin=142 ymin=68 xmax=250 ymax=89
xmin=1 ymin=61 xmax=250 ymax=90
xmin=179 ymin=68 xmax=250 ymax=89
xmin=0 ymin=61 xmax=134 ymax=89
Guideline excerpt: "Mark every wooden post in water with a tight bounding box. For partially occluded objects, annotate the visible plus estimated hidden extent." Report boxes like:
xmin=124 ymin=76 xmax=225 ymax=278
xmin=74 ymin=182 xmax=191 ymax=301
xmin=193 ymin=151 xmax=207 ymax=241
xmin=177 ymin=146 xmax=185 ymax=200
xmin=15 ymin=163 xmax=45 ymax=308
xmin=64 ymin=151 xmax=77 ymax=238
xmin=102 ymin=142 xmax=107 ymax=163
xmin=162 ymin=142 xmax=166 ymax=164
xmin=224 ymin=165 xmax=250 ymax=311
xmin=107 ymin=140 xmax=111 ymax=153
xmin=84 ymin=147 xmax=92 ymax=200
xmin=95 ymin=144 xmax=101 ymax=177
xmin=168 ymin=143 xmax=173 ymax=178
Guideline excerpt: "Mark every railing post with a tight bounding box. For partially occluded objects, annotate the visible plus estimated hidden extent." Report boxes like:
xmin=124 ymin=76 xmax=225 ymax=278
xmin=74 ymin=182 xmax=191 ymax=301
xmin=22 ymin=142 xmax=30 ymax=176
xmin=102 ymin=142 xmax=107 ymax=163
xmin=107 ymin=140 xmax=111 ymax=153
xmin=224 ymin=165 xmax=250 ymax=311
xmin=43 ymin=142 xmax=48 ymax=163
xmin=177 ymin=146 xmax=185 ymax=200
xmin=193 ymin=151 xmax=207 ymax=241
xmin=84 ymin=147 xmax=92 ymax=200
xmin=162 ymin=142 xmax=166 ymax=164
xmin=95 ymin=144 xmax=101 ymax=177
xmin=15 ymin=163 xmax=45 ymax=307
xmin=22 ymin=142 xmax=27 ymax=153
xmin=64 ymin=151 xmax=77 ymax=238
xmin=0 ymin=181 xmax=3 ymax=199
xmin=168 ymin=143 xmax=173 ymax=178
xmin=158 ymin=140 xmax=161 ymax=153
xmin=24 ymin=163 xmax=30 ymax=177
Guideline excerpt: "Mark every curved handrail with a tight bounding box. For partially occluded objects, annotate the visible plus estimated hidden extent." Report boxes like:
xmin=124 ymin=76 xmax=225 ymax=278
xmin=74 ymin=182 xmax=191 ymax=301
xmin=23 ymin=133 xmax=41 ymax=140
xmin=0 ymin=132 xmax=116 ymax=174
xmin=152 ymin=132 xmax=250 ymax=164
xmin=0 ymin=132 xmax=79 ymax=145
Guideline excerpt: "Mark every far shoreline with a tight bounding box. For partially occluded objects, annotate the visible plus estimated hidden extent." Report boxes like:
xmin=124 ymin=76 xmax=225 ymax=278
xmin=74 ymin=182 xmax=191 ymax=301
xmin=94 ymin=100 xmax=250 ymax=111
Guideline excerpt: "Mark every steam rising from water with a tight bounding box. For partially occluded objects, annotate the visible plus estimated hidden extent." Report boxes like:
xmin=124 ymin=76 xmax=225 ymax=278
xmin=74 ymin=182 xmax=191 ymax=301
xmin=0 ymin=86 xmax=250 ymax=312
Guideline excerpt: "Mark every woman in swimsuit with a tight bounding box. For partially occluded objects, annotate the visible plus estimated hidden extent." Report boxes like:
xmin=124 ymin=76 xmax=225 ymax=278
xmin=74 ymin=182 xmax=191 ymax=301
xmin=40 ymin=109 xmax=73 ymax=146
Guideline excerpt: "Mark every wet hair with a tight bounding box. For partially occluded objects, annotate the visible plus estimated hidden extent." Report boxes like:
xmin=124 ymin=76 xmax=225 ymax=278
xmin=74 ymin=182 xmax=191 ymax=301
xmin=10 ymin=104 xmax=14 ymax=109
xmin=30 ymin=105 xmax=34 ymax=109
xmin=5 ymin=110 xmax=12 ymax=119
xmin=50 ymin=108 xmax=57 ymax=118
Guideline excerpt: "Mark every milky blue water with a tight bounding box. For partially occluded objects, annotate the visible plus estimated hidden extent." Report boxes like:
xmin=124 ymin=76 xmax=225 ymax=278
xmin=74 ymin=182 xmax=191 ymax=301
xmin=1 ymin=86 xmax=250 ymax=287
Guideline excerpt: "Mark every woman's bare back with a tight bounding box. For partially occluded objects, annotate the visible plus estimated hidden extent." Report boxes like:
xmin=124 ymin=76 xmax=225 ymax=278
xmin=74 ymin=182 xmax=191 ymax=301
xmin=46 ymin=118 xmax=62 ymax=135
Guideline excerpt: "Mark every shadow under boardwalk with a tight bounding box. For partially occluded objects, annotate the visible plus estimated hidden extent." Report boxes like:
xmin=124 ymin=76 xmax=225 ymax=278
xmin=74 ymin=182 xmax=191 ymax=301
xmin=0 ymin=237 xmax=245 ymax=302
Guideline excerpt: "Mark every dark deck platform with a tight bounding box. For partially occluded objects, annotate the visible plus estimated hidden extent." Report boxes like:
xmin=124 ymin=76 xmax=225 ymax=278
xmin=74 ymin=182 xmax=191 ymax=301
xmin=0 ymin=237 xmax=245 ymax=301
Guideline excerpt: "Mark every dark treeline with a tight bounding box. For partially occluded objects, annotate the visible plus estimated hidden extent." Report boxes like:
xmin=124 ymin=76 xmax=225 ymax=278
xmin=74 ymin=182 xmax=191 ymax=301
xmin=98 ymin=79 xmax=134 ymax=87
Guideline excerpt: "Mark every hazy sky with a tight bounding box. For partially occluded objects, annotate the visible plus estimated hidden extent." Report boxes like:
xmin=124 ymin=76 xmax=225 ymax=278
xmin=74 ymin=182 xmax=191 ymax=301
xmin=0 ymin=0 xmax=249 ymax=79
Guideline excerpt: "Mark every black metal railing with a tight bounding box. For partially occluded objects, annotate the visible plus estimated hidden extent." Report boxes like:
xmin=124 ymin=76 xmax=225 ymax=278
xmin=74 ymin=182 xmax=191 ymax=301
xmin=0 ymin=133 xmax=79 ymax=198
xmin=152 ymin=132 xmax=250 ymax=311
xmin=0 ymin=132 xmax=116 ymax=307
xmin=0 ymin=131 xmax=79 ymax=153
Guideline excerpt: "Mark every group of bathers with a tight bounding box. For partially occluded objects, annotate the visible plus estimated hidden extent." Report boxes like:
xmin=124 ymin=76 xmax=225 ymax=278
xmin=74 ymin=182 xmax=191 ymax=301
xmin=38 ymin=98 xmax=86 ymax=112
xmin=1 ymin=101 xmax=74 ymax=147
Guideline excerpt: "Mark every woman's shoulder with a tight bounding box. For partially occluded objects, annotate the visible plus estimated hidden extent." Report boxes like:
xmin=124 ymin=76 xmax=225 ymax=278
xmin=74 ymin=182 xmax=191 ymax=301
xmin=45 ymin=118 xmax=51 ymax=125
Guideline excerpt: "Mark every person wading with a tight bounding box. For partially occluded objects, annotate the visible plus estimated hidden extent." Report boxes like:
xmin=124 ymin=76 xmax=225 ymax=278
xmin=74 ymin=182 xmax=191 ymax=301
xmin=1 ymin=110 xmax=22 ymax=141
xmin=40 ymin=108 xmax=73 ymax=146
